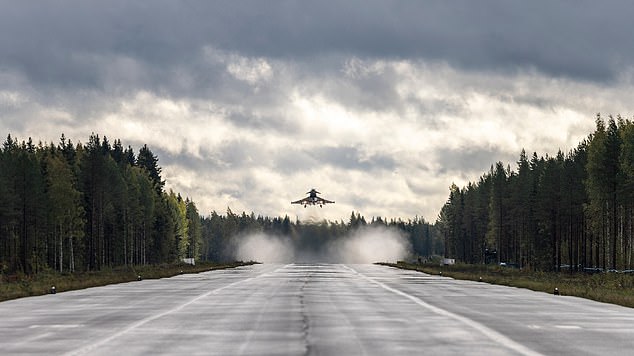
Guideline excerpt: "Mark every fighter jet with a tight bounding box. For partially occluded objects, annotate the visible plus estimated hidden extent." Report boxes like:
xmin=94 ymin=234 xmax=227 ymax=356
xmin=291 ymin=189 xmax=335 ymax=208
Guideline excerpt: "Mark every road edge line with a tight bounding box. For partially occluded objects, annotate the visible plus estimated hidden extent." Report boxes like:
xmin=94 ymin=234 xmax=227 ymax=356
xmin=343 ymin=265 xmax=543 ymax=356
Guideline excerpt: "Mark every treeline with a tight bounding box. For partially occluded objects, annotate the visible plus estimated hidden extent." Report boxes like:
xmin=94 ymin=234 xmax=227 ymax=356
xmin=0 ymin=134 xmax=201 ymax=275
xmin=1 ymin=133 xmax=442 ymax=274
xmin=437 ymin=114 xmax=634 ymax=271
xmin=200 ymin=210 xmax=441 ymax=262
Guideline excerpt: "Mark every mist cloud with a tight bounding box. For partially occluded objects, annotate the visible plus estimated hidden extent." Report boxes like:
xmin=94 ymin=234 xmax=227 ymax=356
xmin=235 ymin=232 xmax=295 ymax=263
xmin=234 ymin=226 xmax=411 ymax=264
xmin=328 ymin=226 xmax=410 ymax=264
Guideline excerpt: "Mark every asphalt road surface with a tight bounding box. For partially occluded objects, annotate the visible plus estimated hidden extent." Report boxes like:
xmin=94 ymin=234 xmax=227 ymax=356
xmin=2 ymin=264 xmax=634 ymax=355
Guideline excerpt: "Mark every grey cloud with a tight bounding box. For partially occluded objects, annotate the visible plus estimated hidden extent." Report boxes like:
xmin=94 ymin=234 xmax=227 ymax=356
xmin=228 ymin=112 xmax=303 ymax=136
xmin=155 ymin=140 xmax=267 ymax=172
xmin=323 ymin=68 xmax=402 ymax=114
xmin=347 ymin=193 xmax=374 ymax=210
xmin=2 ymin=0 xmax=633 ymax=222
xmin=434 ymin=145 xmax=518 ymax=175
xmin=155 ymin=138 xmax=290 ymax=172
xmin=405 ymin=179 xmax=442 ymax=197
xmin=144 ymin=146 xmax=223 ymax=174
xmin=273 ymin=149 xmax=316 ymax=175
xmin=1 ymin=0 xmax=633 ymax=94
xmin=310 ymin=146 xmax=396 ymax=172
xmin=404 ymin=95 xmax=468 ymax=125
xmin=218 ymin=140 xmax=265 ymax=168
xmin=496 ymin=93 xmax=555 ymax=110
xmin=150 ymin=137 xmax=312 ymax=178
xmin=273 ymin=145 xmax=397 ymax=175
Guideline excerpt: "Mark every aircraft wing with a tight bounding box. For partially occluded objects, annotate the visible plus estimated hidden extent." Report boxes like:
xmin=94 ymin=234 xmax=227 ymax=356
xmin=291 ymin=197 xmax=310 ymax=205
xmin=316 ymin=197 xmax=335 ymax=204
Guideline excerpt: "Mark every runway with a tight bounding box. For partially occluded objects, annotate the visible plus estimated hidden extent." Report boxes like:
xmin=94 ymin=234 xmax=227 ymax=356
xmin=1 ymin=264 xmax=634 ymax=355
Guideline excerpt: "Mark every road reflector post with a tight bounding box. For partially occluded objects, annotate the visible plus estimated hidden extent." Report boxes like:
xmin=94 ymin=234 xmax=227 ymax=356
xmin=554 ymin=287 xmax=560 ymax=295
xmin=137 ymin=275 xmax=142 ymax=281
xmin=50 ymin=286 xmax=56 ymax=294
xmin=479 ymin=277 xmax=483 ymax=282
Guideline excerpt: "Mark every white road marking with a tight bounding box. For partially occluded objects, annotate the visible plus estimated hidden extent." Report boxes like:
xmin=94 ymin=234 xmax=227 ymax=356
xmin=554 ymin=325 xmax=581 ymax=330
xmin=344 ymin=265 xmax=544 ymax=356
xmin=64 ymin=266 xmax=285 ymax=356
xmin=29 ymin=324 xmax=82 ymax=329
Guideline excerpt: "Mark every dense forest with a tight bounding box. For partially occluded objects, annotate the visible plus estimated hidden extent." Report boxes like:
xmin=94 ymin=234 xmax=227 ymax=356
xmin=0 ymin=134 xmax=439 ymax=275
xmin=0 ymin=134 xmax=202 ymax=275
xmin=200 ymin=210 xmax=439 ymax=262
xmin=15 ymin=114 xmax=632 ymax=275
xmin=437 ymin=114 xmax=634 ymax=272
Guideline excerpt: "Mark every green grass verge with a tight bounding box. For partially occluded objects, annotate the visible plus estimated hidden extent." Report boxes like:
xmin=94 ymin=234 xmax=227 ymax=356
xmin=379 ymin=262 xmax=634 ymax=309
xmin=0 ymin=261 xmax=257 ymax=302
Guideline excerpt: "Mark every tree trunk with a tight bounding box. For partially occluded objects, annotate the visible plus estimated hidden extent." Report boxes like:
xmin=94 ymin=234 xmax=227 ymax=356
xmin=70 ymin=231 xmax=74 ymax=273
xmin=59 ymin=221 xmax=63 ymax=273
xmin=612 ymin=192 xmax=618 ymax=270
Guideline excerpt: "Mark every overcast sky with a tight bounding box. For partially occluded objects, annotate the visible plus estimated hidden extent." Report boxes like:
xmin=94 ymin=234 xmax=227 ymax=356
xmin=2 ymin=1 xmax=634 ymax=222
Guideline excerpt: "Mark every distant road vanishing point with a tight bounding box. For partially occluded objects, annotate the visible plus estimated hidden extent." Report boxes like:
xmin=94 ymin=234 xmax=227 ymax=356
xmin=1 ymin=264 xmax=634 ymax=355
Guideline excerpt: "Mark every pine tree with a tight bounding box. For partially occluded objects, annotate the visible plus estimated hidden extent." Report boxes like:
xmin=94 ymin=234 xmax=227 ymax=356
xmin=137 ymin=145 xmax=164 ymax=194
xmin=620 ymin=119 xmax=634 ymax=268
xmin=487 ymin=162 xmax=507 ymax=264
xmin=0 ymin=136 xmax=20 ymax=273
xmin=186 ymin=199 xmax=202 ymax=260
xmin=45 ymin=152 xmax=85 ymax=272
